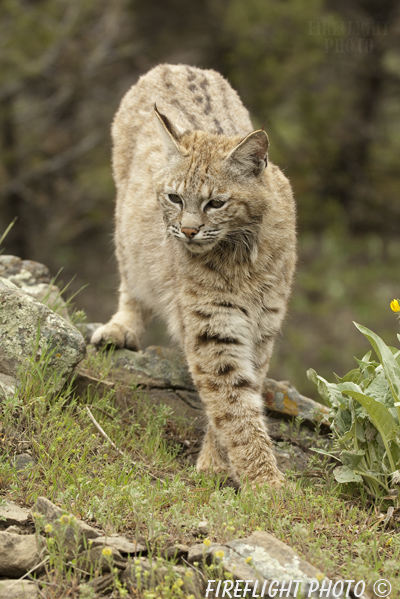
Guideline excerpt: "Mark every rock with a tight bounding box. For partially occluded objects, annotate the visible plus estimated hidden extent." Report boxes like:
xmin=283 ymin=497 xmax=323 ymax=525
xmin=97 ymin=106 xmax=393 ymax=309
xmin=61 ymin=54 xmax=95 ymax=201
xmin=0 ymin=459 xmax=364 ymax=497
xmin=5 ymin=525 xmax=25 ymax=534
xmin=165 ymin=543 xmax=189 ymax=561
xmin=13 ymin=453 xmax=36 ymax=473
xmin=34 ymin=496 xmax=100 ymax=550
xmin=202 ymin=531 xmax=341 ymax=598
xmin=0 ymin=255 xmax=52 ymax=286
xmin=83 ymin=574 xmax=114 ymax=595
xmin=111 ymin=346 xmax=195 ymax=391
xmin=187 ymin=543 xmax=206 ymax=564
xmin=0 ymin=532 xmax=41 ymax=577
xmin=0 ymin=579 xmax=39 ymax=599
xmin=0 ymin=500 xmax=31 ymax=529
xmin=0 ymin=278 xmax=85 ymax=392
xmin=263 ymin=379 xmax=329 ymax=425
xmin=0 ymin=372 xmax=17 ymax=400
xmin=0 ymin=255 xmax=70 ymax=320
xmin=108 ymin=346 xmax=328 ymax=426
xmin=76 ymin=545 xmax=126 ymax=573
xmin=197 ymin=520 xmax=209 ymax=536
xmin=91 ymin=535 xmax=146 ymax=555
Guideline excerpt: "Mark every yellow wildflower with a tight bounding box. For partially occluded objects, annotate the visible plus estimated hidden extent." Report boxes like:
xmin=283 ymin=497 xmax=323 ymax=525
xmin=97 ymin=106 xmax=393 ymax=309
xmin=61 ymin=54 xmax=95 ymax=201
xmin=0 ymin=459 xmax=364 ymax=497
xmin=101 ymin=547 xmax=113 ymax=557
xmin=245 ymin=556 xmax=252 ymax=564
xmin=203 ymin=538 xmax=211 ymax=547
xmin=215 ymin=550 xmax=225 ymax=559
xmin=44 ymin=524 xmax=53 ymax=533
xmin=59 ymin=514 xmax=70 ymax=525
xmin=390 ymin=299 xmax=400 ymax=313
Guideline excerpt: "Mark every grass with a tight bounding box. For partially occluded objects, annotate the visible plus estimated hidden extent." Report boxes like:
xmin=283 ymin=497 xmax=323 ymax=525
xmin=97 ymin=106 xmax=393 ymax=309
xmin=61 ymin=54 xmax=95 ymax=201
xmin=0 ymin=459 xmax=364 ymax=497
xmin=1 ymin=343 xmax=400 ymax=597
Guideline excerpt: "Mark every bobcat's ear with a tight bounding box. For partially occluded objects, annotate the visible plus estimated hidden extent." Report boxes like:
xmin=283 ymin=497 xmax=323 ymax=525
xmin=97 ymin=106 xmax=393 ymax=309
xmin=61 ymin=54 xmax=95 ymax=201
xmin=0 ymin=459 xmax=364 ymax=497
xmin=154 ymin=104 xmax=185 ymax=157
xmin=225 ymin=130 xmax=269 ymax=178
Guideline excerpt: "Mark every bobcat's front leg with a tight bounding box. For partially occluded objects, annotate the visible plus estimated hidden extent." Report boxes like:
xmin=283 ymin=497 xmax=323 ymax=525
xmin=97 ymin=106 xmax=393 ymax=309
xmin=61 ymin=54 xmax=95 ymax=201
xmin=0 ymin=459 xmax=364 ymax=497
xmin=185 ymin=311 xmax=284 ymax=489
xmin=197 ymin=425 xmax=231 ymax=475
xmin=91 ymin=282 xmax=152 ymax=350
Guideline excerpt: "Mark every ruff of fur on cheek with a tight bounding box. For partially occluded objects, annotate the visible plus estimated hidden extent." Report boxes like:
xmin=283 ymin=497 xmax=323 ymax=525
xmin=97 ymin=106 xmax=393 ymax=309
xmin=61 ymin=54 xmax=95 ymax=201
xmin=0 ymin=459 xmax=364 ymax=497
xmin=196 ymin=226 xmax=261 ymax=276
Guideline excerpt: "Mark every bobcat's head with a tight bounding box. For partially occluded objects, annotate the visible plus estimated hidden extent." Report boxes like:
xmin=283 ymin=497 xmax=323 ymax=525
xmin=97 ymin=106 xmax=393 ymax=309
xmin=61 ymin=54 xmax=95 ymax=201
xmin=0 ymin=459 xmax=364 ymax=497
xmin=153 ymin=106 xmax=269 ymax=256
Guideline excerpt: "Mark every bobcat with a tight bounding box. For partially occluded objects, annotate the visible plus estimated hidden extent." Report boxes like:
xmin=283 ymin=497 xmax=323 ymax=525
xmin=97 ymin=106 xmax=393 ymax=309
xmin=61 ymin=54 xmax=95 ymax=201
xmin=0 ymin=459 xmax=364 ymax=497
xmin=92 ymin=64 xmax=297 ymax=488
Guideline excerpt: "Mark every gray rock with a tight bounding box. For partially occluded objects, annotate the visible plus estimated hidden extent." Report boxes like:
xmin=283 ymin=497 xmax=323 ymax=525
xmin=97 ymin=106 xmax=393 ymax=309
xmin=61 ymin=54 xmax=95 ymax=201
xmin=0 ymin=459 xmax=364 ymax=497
xmin=0 ymin=255 xmax=70 ymax=320
xmin=111 ymin=345 xmax=196 ymax=391
xmin=0 ymin=278 xmax=85 ymax=392
xmin=187 ymin=543 xmax=207 ymax=564
xmin=202 ymin=531 xmax=346 ymax=598
xmin=91 ymin=535 xmax=146 ymax=555
xmin=83 ymin=574 xmax=115 ymax=595
xmin=0 ymin=579 xmax=38 ymax=599
xmin=108 ymin=346 xmax=328 ymax=425
xmin=34 ymin=496 xmax=100 ymax=550
xmin=0 ymin=255 xmax=52 ymax=286
xmin=5 ymin=525 xmax=25 ymax=534
xmin=0 ymin=532 xmax=41 ymax=577
xmin=13 ymin=453 xmax=36 ymax=473
xmin=0 ymin=500 xmax=31 ymax=529
xmin=165 ymin=543 xmax=189 ymax=561
xmin=0 ymin=372 xmax=17 ymax=400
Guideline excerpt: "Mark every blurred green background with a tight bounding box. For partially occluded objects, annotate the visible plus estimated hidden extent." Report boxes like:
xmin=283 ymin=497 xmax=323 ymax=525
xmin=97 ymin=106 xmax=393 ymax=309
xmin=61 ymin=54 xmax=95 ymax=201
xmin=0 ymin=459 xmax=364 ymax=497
xmin=1 ymin=0 xmax=399 ymax=397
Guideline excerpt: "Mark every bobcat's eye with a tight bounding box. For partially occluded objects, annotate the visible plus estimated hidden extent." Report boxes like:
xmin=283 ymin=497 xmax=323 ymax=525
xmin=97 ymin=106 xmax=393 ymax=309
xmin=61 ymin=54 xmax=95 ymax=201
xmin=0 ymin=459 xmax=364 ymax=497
xmin=207 ymin=199 xmax=225 ymax=209
xmin=168 ymin=193 xmax=182 ymax=205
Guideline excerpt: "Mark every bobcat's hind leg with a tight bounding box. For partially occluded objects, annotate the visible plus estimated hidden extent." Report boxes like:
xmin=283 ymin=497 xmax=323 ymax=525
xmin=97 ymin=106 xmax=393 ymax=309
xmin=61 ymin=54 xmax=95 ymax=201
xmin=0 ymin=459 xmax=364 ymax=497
xmin=91 ymin=283 xmax=152 ymax=350
xmin=196 ymin=425 xmax=230 ymax=475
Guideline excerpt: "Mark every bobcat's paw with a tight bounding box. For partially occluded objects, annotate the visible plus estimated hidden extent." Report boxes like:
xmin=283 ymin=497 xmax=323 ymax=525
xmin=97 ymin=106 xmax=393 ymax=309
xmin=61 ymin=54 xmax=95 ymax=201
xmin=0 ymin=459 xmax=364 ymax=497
xmin=90 ymin=322 xmax=140 ymax=351
xmin=247 ymin=470 xmax=286 ymax=491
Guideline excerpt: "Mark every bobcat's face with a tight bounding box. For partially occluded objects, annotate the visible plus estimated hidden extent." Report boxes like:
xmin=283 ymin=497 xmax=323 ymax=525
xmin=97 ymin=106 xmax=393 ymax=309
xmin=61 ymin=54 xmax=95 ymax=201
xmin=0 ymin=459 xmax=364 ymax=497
xmin=158 ymin=184 xmax=232 ymax=254
xmin=155 ymin=123 xmax=269 ymax=255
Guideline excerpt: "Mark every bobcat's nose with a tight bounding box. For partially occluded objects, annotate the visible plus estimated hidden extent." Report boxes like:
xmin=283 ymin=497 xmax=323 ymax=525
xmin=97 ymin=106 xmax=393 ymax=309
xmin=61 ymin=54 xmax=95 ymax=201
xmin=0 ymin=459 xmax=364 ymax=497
xmin=181 ymin=227 xmax=199 ymax=239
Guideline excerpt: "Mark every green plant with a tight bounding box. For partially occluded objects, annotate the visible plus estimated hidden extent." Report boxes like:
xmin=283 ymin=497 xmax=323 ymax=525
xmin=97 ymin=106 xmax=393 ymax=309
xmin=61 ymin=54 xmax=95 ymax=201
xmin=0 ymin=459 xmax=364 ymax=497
xmin=308 ymin=320 xmax=400 ymax=501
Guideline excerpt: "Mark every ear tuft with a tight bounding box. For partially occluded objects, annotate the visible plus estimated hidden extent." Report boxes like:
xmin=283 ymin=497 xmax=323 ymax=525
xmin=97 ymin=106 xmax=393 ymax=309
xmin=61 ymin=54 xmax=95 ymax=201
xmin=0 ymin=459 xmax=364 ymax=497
xmin=154 ymin=105 xmax=184 ymax=158
xmin=225 ymin=129 xmax=269 ymax=178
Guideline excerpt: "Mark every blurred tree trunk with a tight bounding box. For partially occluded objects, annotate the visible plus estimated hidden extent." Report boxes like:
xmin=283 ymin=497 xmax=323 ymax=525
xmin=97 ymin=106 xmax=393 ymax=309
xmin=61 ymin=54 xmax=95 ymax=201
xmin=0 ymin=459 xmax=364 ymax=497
xmin=0 ymin=93 xmax=28 ymax=256
xmin=323 ymin=0 xmax=398 ymax=231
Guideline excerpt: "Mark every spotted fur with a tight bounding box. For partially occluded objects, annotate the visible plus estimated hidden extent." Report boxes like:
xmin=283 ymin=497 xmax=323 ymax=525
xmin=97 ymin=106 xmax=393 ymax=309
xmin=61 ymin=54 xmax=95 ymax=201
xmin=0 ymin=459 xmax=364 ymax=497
xmin=91 ymin=64 xmax=297 ymax=488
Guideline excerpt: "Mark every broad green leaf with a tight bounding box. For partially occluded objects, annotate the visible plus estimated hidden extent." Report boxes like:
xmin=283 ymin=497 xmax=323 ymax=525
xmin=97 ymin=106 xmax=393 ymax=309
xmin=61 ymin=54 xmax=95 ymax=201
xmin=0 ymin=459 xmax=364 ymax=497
xmin=334 ymin=465 xmax=363 ymax=483
xmin=354 ymin=322 xmax=400 ymax=405
xmin=355 ymin=421 xmax=366 ymax=442
xmin=307 ymin=369 xmax=344 ymax=407
xmin=334 ymin=369 xmax=362 ymax=384
xmin=366 ymin=372 xmax=393 ymax=407
xmin=341 ymin=386 xmax=400 ymax=472
xmin=341 ymin=450 xmax=365 ymax=469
